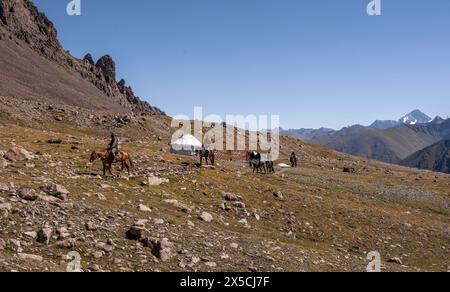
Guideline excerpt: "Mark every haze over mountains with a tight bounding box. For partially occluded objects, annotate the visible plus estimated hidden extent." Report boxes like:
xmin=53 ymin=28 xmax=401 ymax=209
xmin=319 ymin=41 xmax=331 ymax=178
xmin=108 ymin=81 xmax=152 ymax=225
xmin=282 ymin=110 xmax=450 ymax=173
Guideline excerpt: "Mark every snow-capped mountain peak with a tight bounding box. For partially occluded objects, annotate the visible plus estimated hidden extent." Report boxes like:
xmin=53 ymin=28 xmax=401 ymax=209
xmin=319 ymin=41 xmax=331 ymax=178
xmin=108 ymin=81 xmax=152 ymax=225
xmin=399 ymin=110 xmax=432 ymax=125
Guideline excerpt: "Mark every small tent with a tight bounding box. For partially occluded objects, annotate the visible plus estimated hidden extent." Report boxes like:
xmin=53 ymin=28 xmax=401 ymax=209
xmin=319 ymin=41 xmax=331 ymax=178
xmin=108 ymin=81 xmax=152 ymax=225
xmin=170 ymin=134 xmax=203 ymax=156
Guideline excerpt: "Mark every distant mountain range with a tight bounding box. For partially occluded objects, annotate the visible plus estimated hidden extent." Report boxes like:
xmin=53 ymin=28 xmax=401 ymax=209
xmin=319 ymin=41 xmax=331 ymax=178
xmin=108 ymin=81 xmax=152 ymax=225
xmin=282 ymin=110 xmax=450 ymax=173
xmin=401 ymin=140 xmax=450 ymax=174
xmin=370 ymin=110 xmax=433 ymax=129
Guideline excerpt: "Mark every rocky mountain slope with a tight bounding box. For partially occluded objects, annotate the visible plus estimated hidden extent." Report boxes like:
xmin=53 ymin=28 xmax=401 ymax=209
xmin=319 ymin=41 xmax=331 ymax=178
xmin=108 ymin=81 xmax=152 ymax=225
xmin=0 ymin=0 xmax=163 ymax=116
xmin=401 ymin=140 xmax=450 ymax=174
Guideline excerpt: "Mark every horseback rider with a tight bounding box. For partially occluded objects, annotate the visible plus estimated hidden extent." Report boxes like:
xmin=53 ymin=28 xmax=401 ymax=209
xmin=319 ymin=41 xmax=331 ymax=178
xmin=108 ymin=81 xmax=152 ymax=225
xmin=108 ymin=133 xmax=119 ymax=161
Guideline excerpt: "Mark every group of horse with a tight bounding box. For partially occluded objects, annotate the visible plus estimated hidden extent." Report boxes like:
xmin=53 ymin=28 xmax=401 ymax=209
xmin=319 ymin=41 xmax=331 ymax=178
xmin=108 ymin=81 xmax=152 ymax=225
xmin=90 ymin=146 xmax=298 ymax=177
xmin=246 ymin=151 xmax=275 ymax=174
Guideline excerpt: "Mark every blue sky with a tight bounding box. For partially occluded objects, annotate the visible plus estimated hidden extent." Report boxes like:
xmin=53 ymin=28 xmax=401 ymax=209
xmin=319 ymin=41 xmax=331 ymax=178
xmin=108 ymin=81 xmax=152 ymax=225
xmin=33 ymin=0 xmax=450 ymax=129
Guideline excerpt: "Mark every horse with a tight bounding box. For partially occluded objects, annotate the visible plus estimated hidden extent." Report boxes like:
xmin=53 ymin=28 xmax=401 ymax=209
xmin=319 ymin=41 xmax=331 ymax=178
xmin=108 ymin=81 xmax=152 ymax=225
xmin=196 ymin=149 xmax=215 ymax=166
xmin=264 ymin=160 xmax=275 ymax=174
xmin=290 ymin=152 xmax=298 ymax=168
xmin=90 ymin=149 xmax=134 ymax=176
xmin=247 ymin=151 xmax=267 ymax=174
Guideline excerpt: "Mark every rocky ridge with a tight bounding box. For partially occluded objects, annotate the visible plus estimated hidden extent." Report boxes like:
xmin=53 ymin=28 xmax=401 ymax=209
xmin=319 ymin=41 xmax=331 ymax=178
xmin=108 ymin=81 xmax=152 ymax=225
xmin=0 ymin=0 xmax=164 ymax=116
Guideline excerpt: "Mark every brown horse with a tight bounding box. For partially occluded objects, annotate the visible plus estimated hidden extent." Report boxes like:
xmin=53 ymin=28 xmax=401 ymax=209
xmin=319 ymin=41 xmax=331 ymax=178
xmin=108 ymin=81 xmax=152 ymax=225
xmin=90 ymin=149 xmax=134 ymax=176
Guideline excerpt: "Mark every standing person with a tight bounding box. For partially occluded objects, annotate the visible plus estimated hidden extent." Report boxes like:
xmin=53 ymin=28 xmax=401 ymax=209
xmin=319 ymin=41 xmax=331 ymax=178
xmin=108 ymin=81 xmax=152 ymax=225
xmin=290 ymin=151 xmax=298 ymax=168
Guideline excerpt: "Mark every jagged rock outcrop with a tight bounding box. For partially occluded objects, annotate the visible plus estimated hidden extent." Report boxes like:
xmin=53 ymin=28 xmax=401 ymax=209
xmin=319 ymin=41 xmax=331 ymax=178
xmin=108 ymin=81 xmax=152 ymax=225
xmin=95 ymin=55 xmax=116 ymax=84
xmin=83 ymin=53 xmax=95 ymax=66
xmin=0 ymin=0 xmax=164 ymax=116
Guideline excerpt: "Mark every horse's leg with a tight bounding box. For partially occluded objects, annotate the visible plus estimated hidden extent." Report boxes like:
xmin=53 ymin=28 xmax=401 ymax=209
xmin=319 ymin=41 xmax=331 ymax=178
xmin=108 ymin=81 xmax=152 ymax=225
xmin=108 ymin=162 xmax=114 ymax=176
xmin=126 ymin=161 xmax=130 ymax=175
xmin=121 ymin=161 xmax=125 ymax=173
xmin=102 ymin=161 xmax=106 ymax=176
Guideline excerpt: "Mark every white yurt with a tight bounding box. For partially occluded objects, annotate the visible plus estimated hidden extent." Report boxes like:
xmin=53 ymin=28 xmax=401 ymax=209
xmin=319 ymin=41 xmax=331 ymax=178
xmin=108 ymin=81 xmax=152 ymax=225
xmin=170 ymin=134 xmax=203 ymax=156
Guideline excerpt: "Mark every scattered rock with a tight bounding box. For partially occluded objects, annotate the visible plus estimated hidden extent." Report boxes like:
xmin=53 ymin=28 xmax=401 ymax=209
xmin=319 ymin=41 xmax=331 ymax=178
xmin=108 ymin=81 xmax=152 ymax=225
xmin=93 ymin=250 xmax=104 ymax=259
xmin=41 ymin=183 xmax=69 ymax=200
xmin=140 ymin=237 xmax=175 ymax=262
xmin=4 ymin=147 xmax=33 ymax=162
xmin=0 ymin=183 xmax=9 ymax=192
xmin=56 ymin=239 xmax=77 ymax=249
xmin=126 ymin=222 xmax=146 ymax=240
xmin=17 ymin=253 xmax=43 ymax=262
xmin=222 ymin=192 xmax=242 ymax=202
xmin=233 ymin=202 xmax=246 ymax=209
xmin=138 ymin=204 xmax=152 ymax=212
xmin=85 ymin=221 xmax=98 ymax=231
xmin=23 ymin=231 xmax=38 ymax=240
xmin=37 ymin=228 xmax=52 ymax=245
xmin=205 ymin=262 xmax=217 ymax=268
xmin=144 ymin=176 xmax=170 ymax=186
xmin=47 ymin=138 xmax=63 ymax=144
xmin=0 ymin=158 xmax=8 ymax=169
xmin=274 ymin=191 xmax=284 ymax=199
xmin=18 ymin=188 xmax=39 ymax=201
xmin=56 ymin=227 xmax=70 ymax=240
xmin=387 ymin=257 xmax=403 ymax=265
xmin=343 ymin=167 xmax=356 ymax=174
xmin=199 ymin=212 xmax=214 ymax=223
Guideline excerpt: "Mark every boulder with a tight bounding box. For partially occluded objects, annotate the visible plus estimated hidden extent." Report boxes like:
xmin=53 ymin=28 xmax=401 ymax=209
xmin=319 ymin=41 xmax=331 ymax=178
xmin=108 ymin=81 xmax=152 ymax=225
xmin=274 ymin=191 xmax=284 ymax=199
xmin=41 ymin=183 xmax=69 ymax=200
xmin=0 ymin=183 xmax=9 ymax=192
xmin=37 ymin=228 xmax=52 ymax=245
xmin=0 ymin=158 xmax=8 ymax=169
xmin=23 ymin=231 xmax=38 ymax=240
xmin=126 ymin=221 xmax=146 ymax=240
xmin=222 ymin=192 xmax=242 ymax=202
xmin=4 ymin=147 xmax=32 ymax=162
xmin=138 ymin=204 xmax=152 ymax=212
xmin=17 ymin=253 xmax=43 ymax=262
xmin=199 ymin=212 xmax=213 ymax=223
xmin=343 ymin=167 xmax=356 ymax=173
xmin=144 ymin=176 xmax=170 ymax=186
xmin=85 ymin=221 xmax=98 ymax=231
xmin=140 ymin=237 xmax=175 ymax=262
xmin=18 ymin=188 xmax=39 ymax=201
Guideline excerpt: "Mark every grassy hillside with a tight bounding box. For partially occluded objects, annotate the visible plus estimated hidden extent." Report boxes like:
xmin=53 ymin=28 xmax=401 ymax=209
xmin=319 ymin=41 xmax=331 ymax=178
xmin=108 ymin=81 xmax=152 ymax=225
xmin=0 ymin=98 xmax=448 ymax=272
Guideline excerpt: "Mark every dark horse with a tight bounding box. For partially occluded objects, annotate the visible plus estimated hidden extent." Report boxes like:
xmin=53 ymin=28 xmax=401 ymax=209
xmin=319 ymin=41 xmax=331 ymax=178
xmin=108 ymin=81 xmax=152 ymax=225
xmin=290 ymin=152 xmax=298 ymax=168
xmin=197 ymin=149 xmax=215 ymax=166
xmin=247 ymin=151 xmax=267 ymax=173
xmin=90 ymin=149 xmax=134 ymax=176
xmin=264 ymin=160 xmax=275 ymax=174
